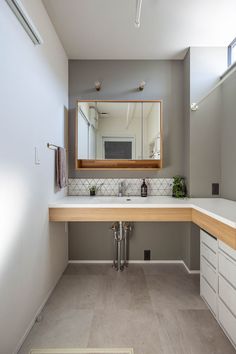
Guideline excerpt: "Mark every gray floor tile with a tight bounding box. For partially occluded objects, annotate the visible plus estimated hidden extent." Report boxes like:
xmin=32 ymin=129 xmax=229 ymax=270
xmin=93 ymin=269 xmax=152 ymax=311
xmin=18 ymin=264 xmax=235 ymax=354
xmin=19 ymin=309 xmax=93 ymax=354
xmin=146 ymin=271 xmax=206 ymax=311
xmin=64 ymin=264 xmax=111 ymax=276
xmin=156 ymin=309 xmax=236 ymax=354
xmin=88 ymin=308 xmax=164 ymax=354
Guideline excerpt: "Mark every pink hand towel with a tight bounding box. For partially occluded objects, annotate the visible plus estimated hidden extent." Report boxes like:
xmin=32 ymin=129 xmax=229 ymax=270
xmin=56 ymin=147 xmax=67 ymax=189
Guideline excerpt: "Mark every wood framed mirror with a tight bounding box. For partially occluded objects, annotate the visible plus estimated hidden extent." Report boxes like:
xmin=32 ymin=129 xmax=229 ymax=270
xmin=75 ymin=100 xmax=163 ymax=170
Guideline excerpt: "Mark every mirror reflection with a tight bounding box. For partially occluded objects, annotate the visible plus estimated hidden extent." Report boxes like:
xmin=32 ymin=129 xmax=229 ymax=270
xmin=77 ymin=101 xmax=161 ymax=160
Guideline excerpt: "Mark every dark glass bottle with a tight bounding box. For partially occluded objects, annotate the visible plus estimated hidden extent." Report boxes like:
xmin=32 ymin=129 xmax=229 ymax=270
xmin=141 ymin=178 xmax=147 ymax=197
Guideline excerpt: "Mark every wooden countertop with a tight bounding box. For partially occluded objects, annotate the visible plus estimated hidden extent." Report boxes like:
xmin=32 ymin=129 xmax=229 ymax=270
xmin=49 ymin=197 xmax=236 ymax=250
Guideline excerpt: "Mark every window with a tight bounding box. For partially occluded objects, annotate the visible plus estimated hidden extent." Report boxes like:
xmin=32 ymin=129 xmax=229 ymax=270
xmin=77 ymin=107 xmax=96 ymax=159
xmin=78 ymin=109 xmax=89 ymax=159
xmin=102 ymin=137 xmax=135 ymax=159
xmin=228 ymin=37 xmax=236 ymax=66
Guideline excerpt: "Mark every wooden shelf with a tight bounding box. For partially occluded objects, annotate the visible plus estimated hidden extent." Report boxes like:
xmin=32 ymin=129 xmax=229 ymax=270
xmin=49 ymin=206 xmax=236 ymax=250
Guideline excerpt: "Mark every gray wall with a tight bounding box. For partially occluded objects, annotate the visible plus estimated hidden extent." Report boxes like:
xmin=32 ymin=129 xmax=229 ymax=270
xmin=68 ymin=60 xmax=195 ymax=268
xmin=67 ymin=51 xmax=236 ymax=267
xmin=189 ymin=87 xmax=222 ymax=196
xmin=184 ymin=47 xmax=227 ymax=197
xmin=181 ymin=223 xmax=200 ymax=270
xmin=69 ymin=60 xmax=185 ymax=178
xmin=69 ymin=222 xmax=196 ymax=264
xmin=69 ymin=222 xmax=199 ymax=270
xmin=220 ymin=70 xmax=236 ymax=201
xmin=183 ymin=49 xmax=191 ymax=194
xmin=68 ymin=56 xmax=233 ymax=269
xmin=189 ymin=48 xmax=227 ymax=103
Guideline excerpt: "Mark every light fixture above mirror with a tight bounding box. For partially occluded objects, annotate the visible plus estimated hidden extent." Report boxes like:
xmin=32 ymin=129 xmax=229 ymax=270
xmin=138 ymin=81 xmax=146 ymax=91
xmin=94 ymin=81 xmax=101 ymax=91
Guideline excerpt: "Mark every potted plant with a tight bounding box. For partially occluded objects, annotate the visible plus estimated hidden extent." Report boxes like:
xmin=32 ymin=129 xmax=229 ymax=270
xmin=89 ymin=185 xmax=96 ymax=196
xmin=88 ymin=182 xmax=104 ymax=196
xmin=172 ymin=176 xmax=186 ymax=198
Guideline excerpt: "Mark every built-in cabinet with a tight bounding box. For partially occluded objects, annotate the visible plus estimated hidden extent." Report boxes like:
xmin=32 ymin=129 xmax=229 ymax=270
xmin=200 ymin=230 xmax=236 ymax=348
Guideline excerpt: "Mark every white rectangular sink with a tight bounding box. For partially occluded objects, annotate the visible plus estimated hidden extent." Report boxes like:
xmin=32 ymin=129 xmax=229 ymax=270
xmin=89 ymin=196 xmax=146 ymax=203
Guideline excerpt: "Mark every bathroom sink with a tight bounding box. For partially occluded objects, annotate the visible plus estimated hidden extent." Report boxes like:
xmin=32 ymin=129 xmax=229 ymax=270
xmin=90 ymin=196 xmax=146 ymax=203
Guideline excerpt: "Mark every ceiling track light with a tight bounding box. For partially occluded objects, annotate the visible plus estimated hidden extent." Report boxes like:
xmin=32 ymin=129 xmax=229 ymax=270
xmin=5 ymin=0 xmax=43 ymax=45
xmin=138 ymin=81 xmax=146 ymax=91
xmin=94 ymin=81 xmax=101 ymax=91
xmin=135 ymin=0 xmax=143 ymax=28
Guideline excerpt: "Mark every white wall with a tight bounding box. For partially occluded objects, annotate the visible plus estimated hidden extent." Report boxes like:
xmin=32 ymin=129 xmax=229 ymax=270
xmin=0 ymin=1 xmax=68 ymax=353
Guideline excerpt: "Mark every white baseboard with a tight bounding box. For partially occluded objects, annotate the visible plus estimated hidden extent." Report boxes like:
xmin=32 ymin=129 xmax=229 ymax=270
xmin=69 ymin=260 xmax=113 ymax=264
xmin=68 ymin=259 xmax=200 ymax=274
xmin=128 ymin=260 xmax=183 ymax=264
xmin=182 ymin=261 xmax=200 ymax=274
xmin=68 ymin=260 xmax=183 ymax=264
xmin=14 ymin=263 xmax=68 ymax=354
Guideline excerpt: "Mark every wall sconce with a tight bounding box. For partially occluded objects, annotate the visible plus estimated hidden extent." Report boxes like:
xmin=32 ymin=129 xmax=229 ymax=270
xmin=95 ymin=81 xmax=102 ymax=91
xmin=138 ymin=81 xmax=146 ymax=91
xmin=191 ymin=103 xmax=199 ymax=111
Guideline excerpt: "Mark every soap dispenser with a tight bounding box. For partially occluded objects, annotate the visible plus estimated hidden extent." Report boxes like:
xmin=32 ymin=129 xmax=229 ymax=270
xmin=141 ymin=178 xmax=147 ymax=197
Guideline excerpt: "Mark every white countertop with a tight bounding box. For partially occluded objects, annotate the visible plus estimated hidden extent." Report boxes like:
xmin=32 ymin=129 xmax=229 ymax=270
xmin=49 ymin=196 xmax=236 ymax=228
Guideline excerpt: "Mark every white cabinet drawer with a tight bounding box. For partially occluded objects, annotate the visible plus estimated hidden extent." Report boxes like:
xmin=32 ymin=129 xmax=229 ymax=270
xmin=201 ymin=243 xmax=217 ymax=269
xmin=219 ymin=240 xmax=236 ymax=261
xmin=201 ymin=230 xmax=217 ymax=253
xmin=201 ymin=276 xmax=217 ymax=316
xmin=219 ymin=275 xmax=236 ymax=317
xmin=219 ymin=299 xmax=236 ymax=346
xmin=219 ymin=252 xmax=236 ymax=288
xmin=201 ymin=257 xmax=217 ymax=291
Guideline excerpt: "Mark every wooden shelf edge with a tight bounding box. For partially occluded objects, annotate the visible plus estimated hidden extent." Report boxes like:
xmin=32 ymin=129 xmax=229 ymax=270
xmin=49 ymin=207 xmax=192 ymax=222
xmin=49 ymin=206 xmax=236 ymax=250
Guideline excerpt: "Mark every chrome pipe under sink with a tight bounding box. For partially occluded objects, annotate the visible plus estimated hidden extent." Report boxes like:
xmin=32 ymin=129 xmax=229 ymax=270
xmin=111 ymin=221 xmax=133 ymax=271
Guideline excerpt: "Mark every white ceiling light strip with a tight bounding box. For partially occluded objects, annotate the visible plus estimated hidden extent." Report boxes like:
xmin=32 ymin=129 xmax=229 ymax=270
xmin=134 ymin=0 xmax=142 ymax=28
xmin=5 ymin=0 xmax=43 ymax=45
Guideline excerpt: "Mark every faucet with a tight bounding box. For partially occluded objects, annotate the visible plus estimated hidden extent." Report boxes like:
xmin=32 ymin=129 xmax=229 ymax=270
xmin=118 ymin=180 xmax=125 ymax=197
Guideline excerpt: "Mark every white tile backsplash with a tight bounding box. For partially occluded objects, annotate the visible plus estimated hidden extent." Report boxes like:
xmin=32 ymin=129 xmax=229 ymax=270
xmin=68 ymin=178 xmax=173 ymax=196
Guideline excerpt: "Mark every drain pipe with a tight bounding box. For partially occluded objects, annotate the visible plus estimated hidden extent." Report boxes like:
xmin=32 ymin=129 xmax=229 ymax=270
xmin=111 ymin=222 xmax=118 ymax=269
xmin=123 ymin=222 xmax=132 ymax=267
xmin=111 ymin=221 xmax=132 ymax=271
xmin=117 ymin=221 xmax=124 ymax=272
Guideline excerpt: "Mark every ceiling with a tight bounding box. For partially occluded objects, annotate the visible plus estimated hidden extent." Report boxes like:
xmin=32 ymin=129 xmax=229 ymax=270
xmin=95 ymin=102 xmax=154 ymax=120
xmin=43 ymin=0 xmax=236 ymax=60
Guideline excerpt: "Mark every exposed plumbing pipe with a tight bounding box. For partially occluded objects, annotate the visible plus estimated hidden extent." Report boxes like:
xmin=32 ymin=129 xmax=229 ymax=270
xmin=111 ymin=222 xmax=132 ymax=271
xmin=117 ymin=221 xmax=123 ymax=272
xmin=123 ymin=222 xmax=132 ymax=267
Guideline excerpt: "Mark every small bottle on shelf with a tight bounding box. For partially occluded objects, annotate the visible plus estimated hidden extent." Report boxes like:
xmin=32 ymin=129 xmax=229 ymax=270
xmin=141 ymin=178 xmax=148 ymax=197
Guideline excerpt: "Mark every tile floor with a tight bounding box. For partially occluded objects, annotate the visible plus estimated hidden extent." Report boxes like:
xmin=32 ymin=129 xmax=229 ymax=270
xmin=19 ymin=264 xmax=235 ymax=354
